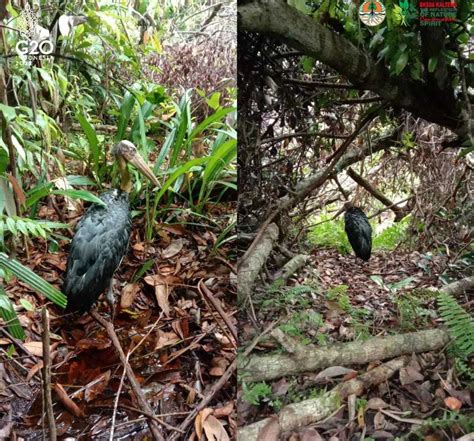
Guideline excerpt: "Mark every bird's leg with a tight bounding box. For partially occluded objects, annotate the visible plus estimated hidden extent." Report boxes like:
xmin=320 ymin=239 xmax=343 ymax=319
xmin=105 ymin=279 xmax=116 ymax=318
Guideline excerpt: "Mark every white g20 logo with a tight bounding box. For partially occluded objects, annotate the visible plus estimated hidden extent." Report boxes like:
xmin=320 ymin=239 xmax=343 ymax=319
xmin=16 ymin=39 xmax=54 ymax=56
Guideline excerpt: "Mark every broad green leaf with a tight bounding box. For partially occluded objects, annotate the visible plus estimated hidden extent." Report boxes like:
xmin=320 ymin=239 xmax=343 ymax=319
xmin=0 ymin=253 xmax=67 ymax=308
xmin=52 ymin=189 xmax=106 ymax=207
xmin=394 ymin=52 xmax=409 ymax=75
xmin=132 ymin=259 xmax=155 ymax=282
xmin=189 ymin=107 xmax=234 ymax=141
xmin=154 ymin=158 xmax=209 ymax=207
xmin=154 ymin=127 xmax=176 ymax=172
xmin=0 ymin=104 xmax=16 ymax=122
xmin=0 ymin=286 xmax=26 ymax=339
xmin=20 ymin=298 xmax=34 ymax=312
xmin=428 ymin=56 xmax=438 ymax=73
xmin=76 ymin=113 xmax=99 ymax=170
xmin=116 ymin=92 xmax=136 ymax=141
xmin=206 ymin=92 xmax=221 ymax=110
xmin=66 ymin=175 xmax=97 ymax=186
xmin=370 ymin=275 xmax=385 ymax=287
xmin=5 ymin=217 xmax=17 ymax=234
xmin=390 ymin=276 xmax=415 ymax=290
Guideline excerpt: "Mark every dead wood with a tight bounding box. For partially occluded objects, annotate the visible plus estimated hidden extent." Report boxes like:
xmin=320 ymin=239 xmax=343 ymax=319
xmin=238 ymin=357 xmax=408 ymax=440
xmin=239 ymin=329 xmax=449 ymax=382
xmin=41 ymin=307 xmax=56 ymax=441
xmin=90 ymin=310 xmax=164 ymax=441
xmin=238 ymin=223 xmax=279 ymax=303
xmin=347 ymin=167 xmax=409 ymax=221
xmin=439 ymin=276 xmax=474 ymax=296
xmin=272 ymin=254 xmax=310 ymax=284
xmin=168 ymin=360 xmax=237 ymax=441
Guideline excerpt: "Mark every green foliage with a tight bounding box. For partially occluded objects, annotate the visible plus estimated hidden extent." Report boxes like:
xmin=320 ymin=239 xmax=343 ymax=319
xmin=0 ymin=286 xmax=25 ymax=339
xmin=241 ymin=382 xmax=272 ymax=406
xmin=394 ymin=292 xmax=435 ymax=330
xmin=279 ymin=310 xmax=323 ymax=342
xmin=309 ymin=214 xmax=410 ymax=254
xmin=0 ymin=216 xmax=68 ymax=243
xmin=261 ymin=284 xmax=314 ymax=310
xmin=0 ymin=253 xmax=67 ymax=340
xmin=373 ymin=215 xmax=411 ymax=250
xmin=326 ymin=284 xmax=351 ymax=311
xmin=370 ymin=275 xmax=415 ymax=293
xmin=437 ymin=291 xmax=474 ymax=357
xmin=326 ymin=284 xmax=374 ymax=340
xmin=308 ymin=215 xmax=351 ymax=254
xmin=411 ymin=411 xmax=474 ymax=438
xmin=0 ymin=253 xmax=67 ymax=309
xmin=147 ymin=95 xmax=236 ymax=239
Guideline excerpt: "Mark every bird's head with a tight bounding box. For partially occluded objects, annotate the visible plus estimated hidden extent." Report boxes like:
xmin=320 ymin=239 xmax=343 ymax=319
xmin=112 ymin=140 xmax=159 ymax=192
xmin=343 ymin=201 xmax=355 ymax=211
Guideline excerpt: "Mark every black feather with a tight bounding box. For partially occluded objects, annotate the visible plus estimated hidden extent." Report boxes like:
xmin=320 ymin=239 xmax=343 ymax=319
xmin=344 ymin=207 xmax=372 ymax=261
xmin=63 ymin=189 xmax=131 ymax=313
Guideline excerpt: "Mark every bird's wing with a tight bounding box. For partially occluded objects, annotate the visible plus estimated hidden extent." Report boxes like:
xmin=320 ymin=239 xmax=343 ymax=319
xmin=63 ymin=203 xmax=131 ymax=311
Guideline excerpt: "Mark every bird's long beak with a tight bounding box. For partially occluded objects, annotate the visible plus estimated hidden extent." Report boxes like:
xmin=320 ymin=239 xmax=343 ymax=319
xmin=129 ymin=152 xmax=160 ymax=187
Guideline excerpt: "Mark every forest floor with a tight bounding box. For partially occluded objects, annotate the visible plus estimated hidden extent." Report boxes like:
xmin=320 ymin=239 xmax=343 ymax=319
xmin=238 ymin=247 xmax=473 ymax=440
xmin=0 ymin=200 xmax=237 ymax=439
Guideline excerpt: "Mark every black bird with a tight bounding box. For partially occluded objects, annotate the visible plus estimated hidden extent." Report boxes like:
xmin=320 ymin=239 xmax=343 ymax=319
xmin=343 ymin=202 xmax=372 ymax=261
xmin=63 ymin=140 xmax=159 ymax=314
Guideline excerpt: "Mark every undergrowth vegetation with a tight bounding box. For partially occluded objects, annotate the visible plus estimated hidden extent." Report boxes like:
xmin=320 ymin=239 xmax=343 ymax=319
xmin=307 ymin=212 xmax=411 ymax=253
xmin=0 ymin=0 xmax=236 ymax=336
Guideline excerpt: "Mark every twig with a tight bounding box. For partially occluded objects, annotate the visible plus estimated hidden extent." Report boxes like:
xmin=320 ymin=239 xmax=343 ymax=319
xmin=168 ymin=360 xmax=237 ymax=441
xmin=379 ymin=409 xmax=424 ymax=425
xmin=110 ymin=314 xmax=162 ymax=441
xmin=42 ymin=307 xmax=56 ymax=441
xmin=261 ymin=131 xmax=348 ymax=145
xmin=243 ymin=319 xmax=280 ymax=357
xmin=90 ymin=310 xmax=164 ymax=441
xmin=198 ymin=280 xmax=238 ymax=344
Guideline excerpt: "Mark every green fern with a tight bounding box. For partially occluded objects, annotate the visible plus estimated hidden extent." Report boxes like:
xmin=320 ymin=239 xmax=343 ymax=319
xmin=437 ymin=291 xmax=474 ymax=356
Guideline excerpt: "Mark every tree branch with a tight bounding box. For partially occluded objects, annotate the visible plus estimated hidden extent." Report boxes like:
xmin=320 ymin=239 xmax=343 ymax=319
xmin=238 ymin=0 xmax=465 ymax=137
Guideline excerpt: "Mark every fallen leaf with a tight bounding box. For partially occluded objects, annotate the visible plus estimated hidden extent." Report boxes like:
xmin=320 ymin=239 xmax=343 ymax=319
xmin=314 ymin=366 xmax=356 ymax=383
xmin=213 ymin=402 xmax=234 ymax=418
xmin=374 ymin=411 xmax=385 ymax=430
xmin=444 ymin=396 xmax=462 ymax=411
xmin=161 ymin=224 xmax=186 ymax=236
xmin=120 ymin=283 xmax=141 ymax=308
xmin=155 ymin=330 xmax=180 ymax=350
xmin=209 ymin=367 xmax=224 ymax=376
xmin=53 ymin=383 xmax=84 ymax=417
xmin=195 ymin=408 xmax=213 ymax=439
xmin=24 ymin=341 xmax=44 ymax=357
xmin=400 ymin=366 xmax=424 ymax=385
xmin=203 ymin=414 xmax=230 ymax=441
xmin=162 ymin=238 xmax=184 ymax=259
xmin=257 ymin=416 xmax=280 ymax=441
xmin=155 ymin=283 xmax=170 ymax=316
xmin=366 ymin=398 xmax=389 ymax=410
xmin=300 ymin=428 xmax=323 ymax=441
xmin=26 ymin=361 xmax=43 ymax=382
xmin=76 ymin=338 xmax=111 ymax=351
xmin=84 ymin=370 xmax=111 ymax=402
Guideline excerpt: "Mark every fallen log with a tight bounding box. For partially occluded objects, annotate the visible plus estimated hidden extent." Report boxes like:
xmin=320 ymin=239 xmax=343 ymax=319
xmin=272 ymin=254 xmax=310 ymax=284
xmin=238 ymin=357 xmax=409 ymax=440
xmin=239 ymin=328 xmax=449 ymax=382
xmin=238 ymin=223 xmax=279 ymax=303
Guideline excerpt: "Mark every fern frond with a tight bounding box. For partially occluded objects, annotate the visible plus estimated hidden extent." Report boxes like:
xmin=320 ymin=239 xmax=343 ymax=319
xmin=437 ymin=291 xmax=474 ymax=357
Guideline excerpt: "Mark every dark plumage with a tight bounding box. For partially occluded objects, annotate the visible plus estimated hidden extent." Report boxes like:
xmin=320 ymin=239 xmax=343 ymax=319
xmin=344 ymin=204 xmax=372 ymax=261
xmin=63 ymin=189 xmax=131 ymax=313
xmin=62 ymin=140 xmax=159 ymax=314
